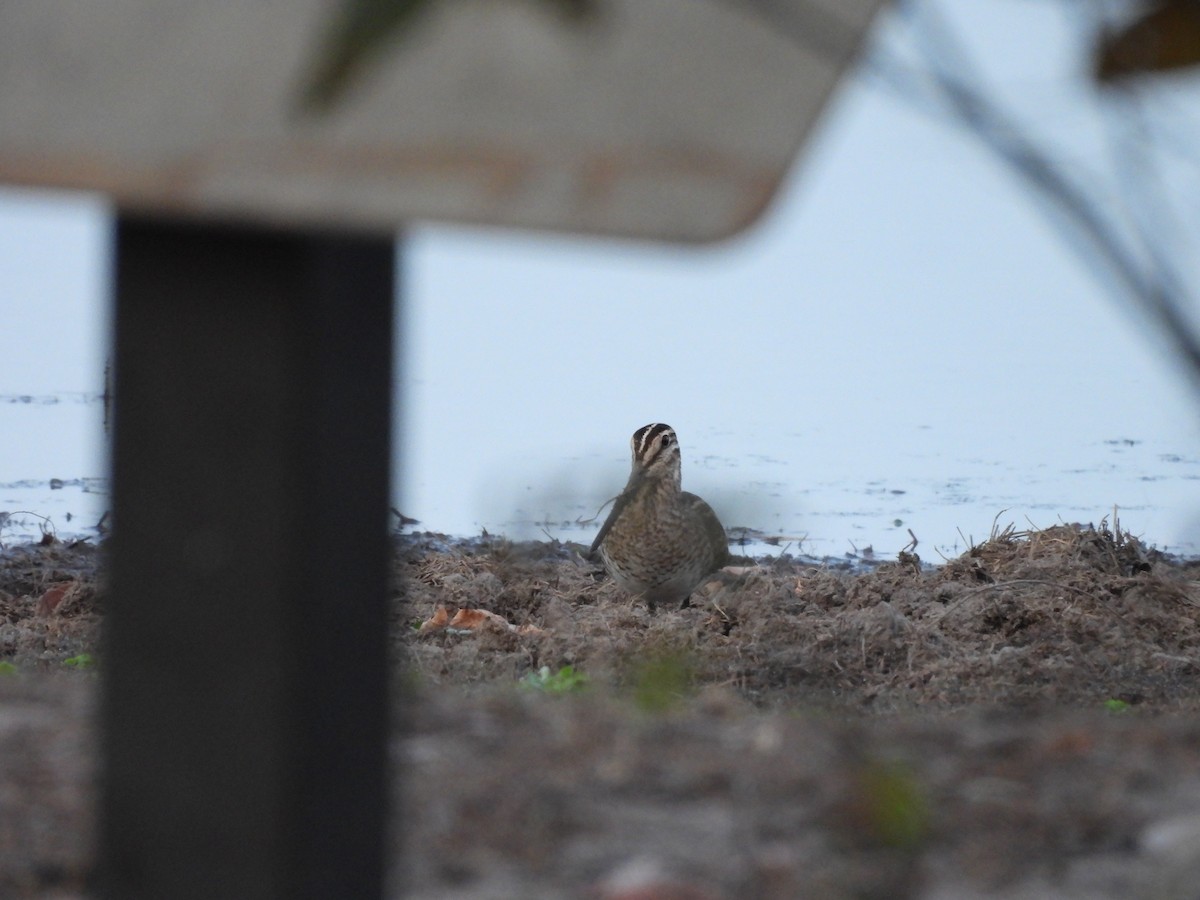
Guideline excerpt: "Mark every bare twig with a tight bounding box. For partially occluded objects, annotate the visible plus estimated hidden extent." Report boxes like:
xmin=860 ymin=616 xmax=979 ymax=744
xmin=737 ymin=0 xmax=1200 ymax=393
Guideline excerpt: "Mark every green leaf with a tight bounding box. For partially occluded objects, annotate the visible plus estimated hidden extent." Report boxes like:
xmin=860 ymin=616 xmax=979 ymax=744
xmin=631 ymin=654 xmax=692 ymax=713
xmin=297 ymin=0 xmax=600 ymax=114
xmin=299 ymin=0 xmax=435 ymax=113
xmin=520 ymin=664 xmax=588 ymax=694
xmin=858 ymin=762 xmax=930 ymax=850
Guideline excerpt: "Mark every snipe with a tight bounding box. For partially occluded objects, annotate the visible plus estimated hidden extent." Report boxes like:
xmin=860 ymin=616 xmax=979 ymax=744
xmin=590 ymin=423 xmax=729 ymax=610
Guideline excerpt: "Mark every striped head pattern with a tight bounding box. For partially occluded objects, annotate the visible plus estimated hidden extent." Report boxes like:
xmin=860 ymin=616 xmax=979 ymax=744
xmin=630 ymin=423 xmax=681 ymax=483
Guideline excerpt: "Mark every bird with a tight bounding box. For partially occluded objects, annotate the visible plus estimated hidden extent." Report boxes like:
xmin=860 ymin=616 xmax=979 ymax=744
xmin=589 ymin=423 xmax=729 ymax=611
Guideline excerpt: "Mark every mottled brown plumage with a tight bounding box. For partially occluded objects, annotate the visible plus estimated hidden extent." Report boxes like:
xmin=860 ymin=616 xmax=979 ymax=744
xmin=590 ymin=423 xmax=729 ymax=610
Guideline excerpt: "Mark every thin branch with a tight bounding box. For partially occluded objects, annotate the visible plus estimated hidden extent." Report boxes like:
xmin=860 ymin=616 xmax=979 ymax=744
xmin=896 ymin=1 xmax=1200 ymax=388
xmin=738 ymin=0 xmax=1200 ymax=393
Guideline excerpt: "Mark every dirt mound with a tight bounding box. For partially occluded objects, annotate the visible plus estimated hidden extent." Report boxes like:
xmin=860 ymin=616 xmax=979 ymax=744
xmin=3 ymin=523 xmax=1200 ymax=898
xmin=0 ymin=540 xmax=102 ymax=670
xmin=397 ymin=685 xmax=1200 ymax=899
xmin=400 ymin=522 xmax=1200 ymax=712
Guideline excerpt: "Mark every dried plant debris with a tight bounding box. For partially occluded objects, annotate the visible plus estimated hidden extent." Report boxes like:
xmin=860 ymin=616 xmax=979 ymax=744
xmin=397 ymin=523 xmax=1200 ymax=712
xmin=417 ymin=603 xmax=545 ymax=636
xmin=3 ymin=522 xmax=1200 ymax=897
xmin=0 ymin=541 xmax=103 ymax=672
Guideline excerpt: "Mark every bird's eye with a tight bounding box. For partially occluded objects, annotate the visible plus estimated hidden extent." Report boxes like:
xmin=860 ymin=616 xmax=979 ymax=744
xmin=661 ymin=434 xmax=673 ymax=447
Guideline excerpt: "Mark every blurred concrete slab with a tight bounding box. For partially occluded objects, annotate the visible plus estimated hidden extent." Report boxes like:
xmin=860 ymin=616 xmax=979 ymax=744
xmin=1 ymin=0 xmax=883 ymax=241
xmin=3 ymin=2 xmax=885 ymax=897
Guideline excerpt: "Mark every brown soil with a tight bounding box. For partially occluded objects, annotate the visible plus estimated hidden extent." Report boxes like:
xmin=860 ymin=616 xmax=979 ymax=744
xmin=4 ymin=523 xmax=1200 ymax=897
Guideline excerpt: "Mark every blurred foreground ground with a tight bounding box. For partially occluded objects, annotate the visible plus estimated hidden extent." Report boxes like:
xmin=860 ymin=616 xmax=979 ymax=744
xmin=2 ymin=523 xmax=1200 ymax=897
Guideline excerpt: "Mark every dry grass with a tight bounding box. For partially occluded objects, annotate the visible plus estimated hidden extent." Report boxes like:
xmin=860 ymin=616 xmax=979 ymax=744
xmin=398 ymin=522 xmax=1200 ymax=712
xmin=4 ymin=524 xmax=1200 ymax=897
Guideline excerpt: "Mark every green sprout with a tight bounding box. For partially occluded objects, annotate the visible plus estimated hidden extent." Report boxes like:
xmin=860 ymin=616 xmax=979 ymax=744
xmin=631 ymin=653 xmax=693 ymax=714
xmin=520 ymin=665 xmax=589 ymax=694
xmin=857 ymin=761 xmax=930 ymax=850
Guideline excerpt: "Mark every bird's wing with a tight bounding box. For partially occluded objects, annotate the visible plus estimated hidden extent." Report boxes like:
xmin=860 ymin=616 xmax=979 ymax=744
xmin=588 ymin=492 xmax=628 ymax=558
xmin=588 ymin=470 xmax=644 ymax=558
xmin=681 ymin=492 xmax=730 ymax=568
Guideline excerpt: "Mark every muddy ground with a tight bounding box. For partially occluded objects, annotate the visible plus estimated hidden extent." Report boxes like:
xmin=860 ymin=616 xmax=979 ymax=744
xmin=2 ymin=522 xmax=1200 ymax=898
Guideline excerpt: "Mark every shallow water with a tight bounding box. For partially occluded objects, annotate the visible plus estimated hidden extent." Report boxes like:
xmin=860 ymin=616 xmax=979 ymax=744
xmin=0 ymin=393 xmax=108 ymax=545
xmin=6 ymin=387 xmax=1198 ymax=563
xmin=421 ymin=421 xmax=1200 ymax=561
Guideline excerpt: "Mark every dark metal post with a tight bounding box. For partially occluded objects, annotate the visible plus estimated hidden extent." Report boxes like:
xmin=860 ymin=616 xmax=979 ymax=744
xmin=102 ymin=216 xmax=394 ymax=899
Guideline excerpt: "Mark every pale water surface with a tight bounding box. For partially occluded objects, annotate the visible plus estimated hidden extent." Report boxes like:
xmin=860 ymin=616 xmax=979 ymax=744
xmin=3 ymin=389 xmax=1200 ymax=561
xmin=0 ymin=394 xmax=108 ymax=544
xmin=4 ymin=1 xmax=1200 ymax=556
